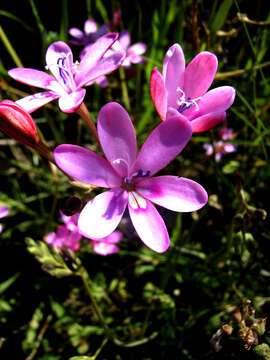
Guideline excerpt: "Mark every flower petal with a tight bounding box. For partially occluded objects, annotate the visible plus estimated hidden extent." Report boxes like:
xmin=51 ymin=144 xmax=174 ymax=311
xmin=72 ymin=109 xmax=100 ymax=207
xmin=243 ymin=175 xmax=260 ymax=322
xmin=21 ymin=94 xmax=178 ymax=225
xmin=76 ymin=33 xmax=119 ymax=84
xmin=77 ymin=49 xmax=125 ymax=87
xmin=8 ymin=68 xmax=56 ymax=89
xmin=191 ymin=111 xmax=226 ymax=133
xmin=128 ymin=197 xmax=170 ymax=253
xmin=150 ymin=67 xmax=167 ymax=121
xmin=0 ymin=206 xmax=9 ymax=219
xmin=118 ymin=30 xmax=130 ymax=50
xmin=69 ymin=27 xmax=84 ymax=39
xmin=54 ymin=144 xmax=122 ymax=187
xmin=137 ymin=176 xmax=208 ymax=212
xmin=134 ymin=116 xmax=192 ymax=176
xmin=78 ymin=189 xmax=128 ymax=238
xmin=128 ymin=43 xmax=146 ymax=56
xmin=16 ymin=92 xmax=59 ymax=113
xmin=46 ymin=41 xmax=74 ymax=85
xmin=163 ymin=44 xmax=185 ymax=109
xmin=93 ymin=242 xmax=119 ymax=256
xmin=58 ymin=88 xmax=86 ymax=113
xmin=84 ymin=19 xmax=98 ymax=34
xmin=183 ymin=51 xmax=218 ymax=99
xmin=188 ymin=86 xmax=236 ymax=120
xmin=98 ymin=102 xmax=137 ymax=176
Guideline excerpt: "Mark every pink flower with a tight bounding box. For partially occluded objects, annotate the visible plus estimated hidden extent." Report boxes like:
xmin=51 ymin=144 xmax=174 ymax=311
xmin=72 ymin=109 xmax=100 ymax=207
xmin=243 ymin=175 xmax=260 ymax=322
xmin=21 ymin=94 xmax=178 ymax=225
xmin=53 ymin=102 xmax=208 ymax=253
xmin=0 ymin=206 xmax=9 ymax=234
xmin=203 ymin=127 xmax=237 ymax=161
xmin=8 ymin=34 xmax=125 ymax=113
xmin=45 ymin=213 xmax=82 ymax=251
xmin=91 ymin=231 xmax=123 ymax=256
xmin=150 ymin=44 xmax=236 ymax=132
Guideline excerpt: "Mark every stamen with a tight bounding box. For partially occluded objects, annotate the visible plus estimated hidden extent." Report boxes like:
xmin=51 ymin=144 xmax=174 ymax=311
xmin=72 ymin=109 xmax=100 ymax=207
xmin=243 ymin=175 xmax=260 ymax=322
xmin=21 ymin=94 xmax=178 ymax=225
xmin=131 ymin=169 xmax=150 ymax=179
xmin=176 ymin=87 xmax=201 ymax=113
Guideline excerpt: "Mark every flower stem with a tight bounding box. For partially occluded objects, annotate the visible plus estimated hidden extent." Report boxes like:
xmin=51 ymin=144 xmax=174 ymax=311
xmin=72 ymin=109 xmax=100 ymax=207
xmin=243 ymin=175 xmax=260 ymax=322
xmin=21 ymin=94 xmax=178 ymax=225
xmin=78 ymin=266 xmax=158 ymax=347
xmin=119 ymin=67 xmax=131 ymax=111
xmin=76 ymin=102 xmax=100 ymax=145
xmin=78 ymin=267 xmax=114 ymax=342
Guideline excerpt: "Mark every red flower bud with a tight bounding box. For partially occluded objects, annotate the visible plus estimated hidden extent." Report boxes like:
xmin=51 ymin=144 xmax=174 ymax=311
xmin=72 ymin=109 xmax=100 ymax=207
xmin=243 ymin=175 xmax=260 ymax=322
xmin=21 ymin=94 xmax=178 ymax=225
xmin=0 ymin=100 xmax=53 ymax=162
xmin=0 ymin=100 xmax=39 ymax=147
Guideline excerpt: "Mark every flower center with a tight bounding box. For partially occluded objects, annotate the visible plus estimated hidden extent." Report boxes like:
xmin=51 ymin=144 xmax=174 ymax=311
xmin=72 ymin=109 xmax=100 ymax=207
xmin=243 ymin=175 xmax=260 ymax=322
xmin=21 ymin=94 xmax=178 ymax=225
xmin=122 ymin=168 xmax=150 ymax=192
xmin=176 ymin=87 xmax=201 ymax=113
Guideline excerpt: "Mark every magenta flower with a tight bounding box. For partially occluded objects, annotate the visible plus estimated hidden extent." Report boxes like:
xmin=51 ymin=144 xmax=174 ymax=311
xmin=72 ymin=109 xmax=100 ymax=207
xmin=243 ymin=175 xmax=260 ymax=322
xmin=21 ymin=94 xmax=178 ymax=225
xmin=8 ymin=34 xmax=125 ymax=113
xmin=91 ymin=231 xmax=123 ymax=256
xmin=203 ymin=127 xmax=237 ymax=162
xmin=54 ymin=102 xmax=208 ymax=253
xmin=150 ymin=44 xmax=236 ymax=132
xmin=0 ymin=206 xmax=9 ymax=234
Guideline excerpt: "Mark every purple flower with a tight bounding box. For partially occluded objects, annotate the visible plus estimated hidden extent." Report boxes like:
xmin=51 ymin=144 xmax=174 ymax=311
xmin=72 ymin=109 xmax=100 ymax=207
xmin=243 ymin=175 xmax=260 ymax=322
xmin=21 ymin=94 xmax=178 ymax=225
xmin=150 ymin=44 xmax=236 ymax=132
xmin=8 ymin=34 xmax=125 ymax=113
xmin=111 ymin=30 xmax=146 ymax=68
xmin=53 ymin=102 xmax=208 ymax=253
xmin=0 ymin=206 xmax=9 ymax=234
xmin=203 ymin=127 xmax=237 ymax=161
xmin=69 ymin=19 xmax=110 ymax=46
xmin=91 ymin=231 xmax=123 ymax=256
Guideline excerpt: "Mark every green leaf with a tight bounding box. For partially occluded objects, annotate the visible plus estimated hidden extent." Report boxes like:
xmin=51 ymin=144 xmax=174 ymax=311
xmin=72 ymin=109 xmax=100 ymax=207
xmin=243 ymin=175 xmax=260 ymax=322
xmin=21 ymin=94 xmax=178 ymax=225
xmin=0 ymin=273 xmax=19 ymax=295
xmin=211 ymin=0 xmax=233 ymax=32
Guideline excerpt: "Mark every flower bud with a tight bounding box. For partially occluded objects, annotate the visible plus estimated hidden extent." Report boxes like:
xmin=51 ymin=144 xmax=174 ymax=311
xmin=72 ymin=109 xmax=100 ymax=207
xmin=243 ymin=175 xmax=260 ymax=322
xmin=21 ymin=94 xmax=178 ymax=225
xmin=0 ymin=100 xmax=53 ymax=161
xmin=0 ymin=100 xmax=39 ymax=147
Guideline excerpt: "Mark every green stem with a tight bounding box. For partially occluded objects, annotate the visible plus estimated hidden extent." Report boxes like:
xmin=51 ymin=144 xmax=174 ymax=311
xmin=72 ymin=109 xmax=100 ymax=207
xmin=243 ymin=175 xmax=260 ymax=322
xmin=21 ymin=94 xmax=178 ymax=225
xmin=76 ymin=102 xmax=99 ymax=145
xmin=119 ymin=67 xmax=131 ymax=111
xmin=78 ymin=267 xmax=114 ymax=342
xmin=0 ymin=26 xmax=23 ymax=67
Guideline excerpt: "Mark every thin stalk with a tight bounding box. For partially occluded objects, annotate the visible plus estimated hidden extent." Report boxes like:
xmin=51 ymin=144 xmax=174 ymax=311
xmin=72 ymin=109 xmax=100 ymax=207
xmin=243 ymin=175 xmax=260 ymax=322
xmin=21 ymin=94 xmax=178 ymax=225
xmin=0 ymin=26 xmax=23 ymax=67
xmin=76 ymin=102 xmax=99 ymax=144
xmin=78 ymin=267 xmax=114 ymax=342
xmin=119 ymin=67 xmax=131 ymax=111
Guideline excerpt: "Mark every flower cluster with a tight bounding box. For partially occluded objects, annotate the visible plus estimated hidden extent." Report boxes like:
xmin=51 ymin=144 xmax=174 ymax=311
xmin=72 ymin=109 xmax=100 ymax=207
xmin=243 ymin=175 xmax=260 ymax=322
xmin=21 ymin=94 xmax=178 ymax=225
xmin=203 ymin=127 xmax=237 ymax=161
xmin=0 ymin=13 xmax=236 ymax=254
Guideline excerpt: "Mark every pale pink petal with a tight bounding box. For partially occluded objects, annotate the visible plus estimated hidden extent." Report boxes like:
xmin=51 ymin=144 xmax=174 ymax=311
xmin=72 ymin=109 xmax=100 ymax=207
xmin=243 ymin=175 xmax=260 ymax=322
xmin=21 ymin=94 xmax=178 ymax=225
xmin=203 ymin=143 xmax=214 ymax=156
xmin=150 ymin=67 xmax=167 ymax=121
xmin=104 ymin=230 xmax=123 ymax=243
xmin=183 ymin=51 xmax=218 ymax=99
xmin=54 ymin=144 xmax=122 ymax=188
xmin=163 ymin=44 xmax=185 ymax=109
xmin=69 ymin=27 xmax=84 ymax=39
xmin=0 ymin=206 xmax=9 ymax=219
xmin=191 ymin=112 xmax=226 ymax=133
xmin=0 ymin=224 xmax=2 ymax=233
xmin=188 ymin=86 xmax=236 ymax=120
xmin=97 ymin=102 xmax=137 ymax=177
xmin=128 ymin=43 xmax=146 ymax=56
xmin=16 ymin=92 xmax=59 ymax=113
xmin=128 ymin=197 xmax=170 ymax=253
xmin=45 ymin=41 xmax=74 ymax=85
xmin=134 ymin=116 xmax=192 ymax=176
xmin=8 ymin=68 xmax=56 ymax=89
xmin=93 ymin=242 xmax=119 ymax=256
xmin=84 ymin=19 xmax=98 ymax=34
xmin=94 ymin=75 xmax=108 ymax=88
xmin=78 ymin=189 xmax=128 ymax=238
xmin=136 ymin=176 xmax=208 ymax=212
xmin=118 ymin=30 xmax=130 ymax=50
xmin=76 ymin=33 xmax=119 ymax=84
xmin=77 ymin=49 xmax=125 ymax=88
xmin=58 ymin=88 xmax=86 ymax=113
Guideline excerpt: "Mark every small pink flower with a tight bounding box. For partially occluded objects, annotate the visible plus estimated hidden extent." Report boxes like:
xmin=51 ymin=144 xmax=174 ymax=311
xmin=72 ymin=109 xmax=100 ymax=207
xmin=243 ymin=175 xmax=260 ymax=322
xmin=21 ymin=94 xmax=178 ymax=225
xmin=8 ymin=35 xmax=125 ymax=113
xmin=0 ymin=206 xmax=9 ymax=234
xmin=203 ymin=127 xmax=237 ymax=161
xmin=150 ymin=44 xmax=236 ymax=132
xmin=91 ymin=231 xmax=123 ymax=256
xmin=54 ymin=102 xmax=208 ymax=253
xmin=45 ymin=213 xmax=82 ymax=251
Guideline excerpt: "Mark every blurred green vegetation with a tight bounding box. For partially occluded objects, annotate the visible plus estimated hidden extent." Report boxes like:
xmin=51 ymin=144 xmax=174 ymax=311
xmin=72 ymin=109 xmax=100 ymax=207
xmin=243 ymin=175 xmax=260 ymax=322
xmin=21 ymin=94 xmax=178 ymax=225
xmin=0 ymin=0 xmax=270 ymax=359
